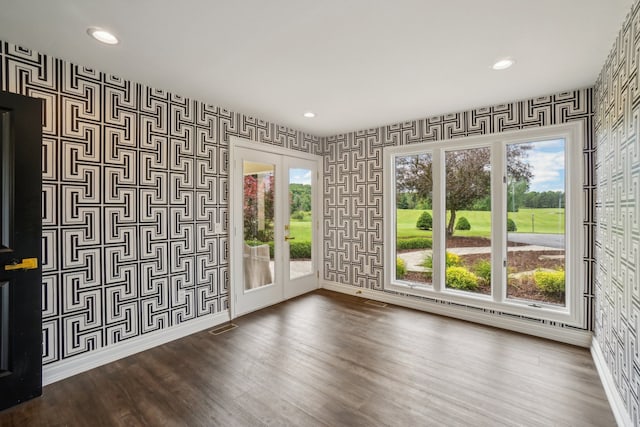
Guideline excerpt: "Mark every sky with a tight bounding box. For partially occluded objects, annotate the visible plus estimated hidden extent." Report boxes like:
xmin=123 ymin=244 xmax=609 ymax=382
xmin=288 ymin=140 xmax=565 ymax=191
xmin=289 ymin=168 xmax=312 ymax=185
xmin=521 ymin=139 xmax=565 ymax=192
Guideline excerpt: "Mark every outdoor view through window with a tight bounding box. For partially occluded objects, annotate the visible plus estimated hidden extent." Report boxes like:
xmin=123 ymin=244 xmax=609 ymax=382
xmin=395 ymin=139 xmax=566 ymax=307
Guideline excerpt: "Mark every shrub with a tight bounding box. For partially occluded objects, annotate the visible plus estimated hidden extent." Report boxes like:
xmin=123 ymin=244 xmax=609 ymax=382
xmin=422 ymin=251 xmax=461 ymax=269
xmin=534 ymin=269 xmax=565 ymax=294
xmin=397 ymin=237 xmax=432 ymax=250
xmin=396 ymin=258 xmax=406 ymax=279
xmin=289 ymin=241 xmax=311 ymax=259
xmin=446 ymin=252 xmax=461 ymax=267
xmin=507 ymin=218 xmax=517 ymax=232
xmin=291 ymin=211 xmax=305 ymax=220
xmin=455 ymin=216 xmax=471 ymax=230
xmin=416 ymin=211 xmax=433 ymax=230
xmin=474 ymin=259 xmax=491 ymax=284
xmin=445 ymin=266 xmax=479 ymax=290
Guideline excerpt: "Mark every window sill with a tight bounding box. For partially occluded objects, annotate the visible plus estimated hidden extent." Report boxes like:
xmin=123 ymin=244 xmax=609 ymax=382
xmin=386 ymin=280 xmax=580 ymax=327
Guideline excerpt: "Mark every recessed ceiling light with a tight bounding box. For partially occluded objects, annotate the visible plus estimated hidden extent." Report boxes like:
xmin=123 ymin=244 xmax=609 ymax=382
xmin=303 ymin=111 xmax=316 ymax=118
xmin=492 ymin=58 xmax=515 ymax=70
xmin=87 ymin=27 xmax=119 ymax=45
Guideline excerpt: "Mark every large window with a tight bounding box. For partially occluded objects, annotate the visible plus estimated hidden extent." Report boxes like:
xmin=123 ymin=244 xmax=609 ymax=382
xmin=384 ymin=124 xmax=583 ymax=326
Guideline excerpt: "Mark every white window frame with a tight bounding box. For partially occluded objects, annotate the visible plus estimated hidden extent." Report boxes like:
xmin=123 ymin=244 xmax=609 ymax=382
xmin=383 ymin=123 xmax=584 ymax=327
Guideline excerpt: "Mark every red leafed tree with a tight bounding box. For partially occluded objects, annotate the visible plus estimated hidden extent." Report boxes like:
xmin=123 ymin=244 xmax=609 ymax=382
xmin=243 ymin=174 xmax=274 ymax=241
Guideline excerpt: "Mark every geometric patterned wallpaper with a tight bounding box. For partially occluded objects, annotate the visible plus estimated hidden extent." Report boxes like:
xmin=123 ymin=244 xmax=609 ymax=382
xmin=0 ymin=41 xmax=320 ymax=365
xmin=323 ymin=89 xmax=596 ymax=331
xmin=594 ymin=0 xmax=640 ymax=424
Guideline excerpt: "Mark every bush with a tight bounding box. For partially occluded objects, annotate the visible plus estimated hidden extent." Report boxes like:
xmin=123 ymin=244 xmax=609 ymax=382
xmin=397 ymin=237 xmax=432 ymax=250
xmin=416 ymin=211 xmax=433 ymax=230
xmin=507 ymin=218 xmax=517 ymax=232
xmin=446 ymin=266 xmax=479 ymax=290
xmin=396 ymin=258 xmax=406 ymax=279
xmin=291 ymin=211 xmax=305 ymax=220
xmin=289 ymin=241 xmax=311 ymax=259
xmin=534 ymin=269 xmax=565 ymax=294
xmin=455 ymin=216 xmax=471 ymax=230
xmin=474 ymin=259 xmax=491 ymax=284
xmin=422 ymin=251 xmax=461 ymax=269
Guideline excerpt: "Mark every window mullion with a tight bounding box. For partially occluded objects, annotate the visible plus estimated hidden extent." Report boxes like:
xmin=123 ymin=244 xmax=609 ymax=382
xmin=431 ymin=148 xmax=444 ymax=292
xmin=491 ymin=143 xmax=506 ymax=303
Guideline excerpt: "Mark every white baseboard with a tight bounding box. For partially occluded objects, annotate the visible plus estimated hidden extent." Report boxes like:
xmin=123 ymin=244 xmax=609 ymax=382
xmin=322 ymin=281 xmax=592 ymax=348
xmin=43 ymin=310 xmax=231 ymax=386
xmin=591 ymin=339 xmax=633 ymax=427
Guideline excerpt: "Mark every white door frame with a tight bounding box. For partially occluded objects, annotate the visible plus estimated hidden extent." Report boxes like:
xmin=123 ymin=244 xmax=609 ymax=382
xmin=229 ymin=136 xmax=323 ymax=319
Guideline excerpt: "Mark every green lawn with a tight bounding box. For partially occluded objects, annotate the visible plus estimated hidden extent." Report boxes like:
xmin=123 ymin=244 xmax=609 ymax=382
xmin=289 ymin=216 xmax=313 ymax=242
xmin=288 ymin=207 xmax=564 ymax=243
xmin=397 ymin=208 xmax=564 ymax=238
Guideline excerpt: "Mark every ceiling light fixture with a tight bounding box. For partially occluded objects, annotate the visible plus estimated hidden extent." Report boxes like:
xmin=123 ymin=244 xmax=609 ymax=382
xmin=87 ymin=27 xmax=119 ymax=45
xmin=303 ymin=111 xmax=316 ymax=118
xmin=492 ymin=58 xmax=515 ymax=70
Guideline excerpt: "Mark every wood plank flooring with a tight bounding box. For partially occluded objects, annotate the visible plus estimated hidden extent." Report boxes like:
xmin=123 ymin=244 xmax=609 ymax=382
xmin=0 ymin=290 xmax=616 ymax=426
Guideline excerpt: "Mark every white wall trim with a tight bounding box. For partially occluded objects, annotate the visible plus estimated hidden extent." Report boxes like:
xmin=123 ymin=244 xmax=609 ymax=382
xmin=591 ymin=339 xmax=633 ymax=427
xmin=43 ymin=310 xmax=231 ymax=386
xmin=322 ymin=280 xmax=592 ymax=348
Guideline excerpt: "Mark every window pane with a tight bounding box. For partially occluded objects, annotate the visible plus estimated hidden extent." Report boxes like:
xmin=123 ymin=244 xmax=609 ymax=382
xmin=395 ymin=153 xmax=433 ymax=286
xmin=506 ymin=140 xmax=565 ymax=307
xmin=243 ymin=161 xmax=275 ymax=290
xmin=444 ymin=147 xmax=491 ymax=295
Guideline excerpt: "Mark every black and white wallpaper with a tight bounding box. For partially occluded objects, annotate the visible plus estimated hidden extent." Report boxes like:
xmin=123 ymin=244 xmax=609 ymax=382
xmin=594 ymin=0 xmax=640 ymax=423
xmin=0 ymin=41 xmax=320 ymax=365
xmin=322 ymin=90 xmax=596 ymax=330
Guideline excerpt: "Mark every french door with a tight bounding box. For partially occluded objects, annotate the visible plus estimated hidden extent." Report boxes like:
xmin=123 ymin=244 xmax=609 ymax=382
xmin=231 ymin=139 xmax=320 ymax=317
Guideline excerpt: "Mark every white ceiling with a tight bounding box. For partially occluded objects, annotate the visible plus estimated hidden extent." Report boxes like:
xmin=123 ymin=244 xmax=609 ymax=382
xmin=0 ymin=0 xmax=633 ymax=136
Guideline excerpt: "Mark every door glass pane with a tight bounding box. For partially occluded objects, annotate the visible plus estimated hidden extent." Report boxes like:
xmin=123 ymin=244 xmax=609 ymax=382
xmin=288 ymin=168 xmax=313 ymax=279
xmin=394 ymin=153 xmax=433 ymax=286
xmin=506 ymin=140 xmax=565 ymax=306
xmin=243 ymin=161 xmax=275 ymax=290
xmin=445 ymin=147 xmax=491 ymax=295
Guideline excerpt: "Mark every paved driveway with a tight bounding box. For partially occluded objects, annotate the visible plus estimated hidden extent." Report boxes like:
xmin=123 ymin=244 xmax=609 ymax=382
xmin=507 ymin=233 xmax=564 ymax=249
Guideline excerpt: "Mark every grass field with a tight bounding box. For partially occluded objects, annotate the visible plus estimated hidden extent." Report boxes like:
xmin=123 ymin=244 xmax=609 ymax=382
xmin=287 ymin=208 xmax=565 ymax=243
xmin=397 ymin=208 xmax=564 ymax=238
xmin=289 ymin=214 xmax=313 ymax=242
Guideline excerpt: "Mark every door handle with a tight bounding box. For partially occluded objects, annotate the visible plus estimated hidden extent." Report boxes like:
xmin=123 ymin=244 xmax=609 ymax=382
xmin=4 ymin=258 xmax=38 ymax=271
xmin=284 ymin=236 xmax=295 ymax=241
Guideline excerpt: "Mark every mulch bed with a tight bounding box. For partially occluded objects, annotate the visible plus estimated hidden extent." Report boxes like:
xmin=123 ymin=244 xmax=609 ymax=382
xmin=447 ymin=236 xmax=528 ymax=248
xmin=398 ymin=236 xmax=527 ymax=253
xmin=400 ymin=237 xmax=565 ymax=305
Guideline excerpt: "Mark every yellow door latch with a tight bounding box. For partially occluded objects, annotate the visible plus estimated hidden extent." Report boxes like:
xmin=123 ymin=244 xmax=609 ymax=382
xmin=4 ymin=258 xmax=38 ymax=271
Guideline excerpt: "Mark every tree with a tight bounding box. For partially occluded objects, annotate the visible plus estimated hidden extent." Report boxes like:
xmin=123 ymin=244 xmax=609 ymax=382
xmin=396 ymin=146 xmax=532 ymax=236
xmin=243 ymin=173 xmax=275 ymax=241
xmin=506 ymin=179 xmax=530 ymax=212
xmin=289 ymin=183 xmax=311 ymax=213
xmin=416 ymin=211 xmax=432 ymax=230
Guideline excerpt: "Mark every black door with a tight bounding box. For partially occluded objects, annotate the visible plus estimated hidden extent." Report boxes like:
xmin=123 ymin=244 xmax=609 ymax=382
xmin=0 ymin=91 xmax=42 ymax=411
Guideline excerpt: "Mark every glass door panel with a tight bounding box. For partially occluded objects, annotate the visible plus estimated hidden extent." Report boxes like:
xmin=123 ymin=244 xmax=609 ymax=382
xmin=283 ymin=157 xmax=318 ymax=299
xmin=242 ymin=161 xmax=276 ymax=290
xmin=288 ymin=168 xmax=313 ymax=280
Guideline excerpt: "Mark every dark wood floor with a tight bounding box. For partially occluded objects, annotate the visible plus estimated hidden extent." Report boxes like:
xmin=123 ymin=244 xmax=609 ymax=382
xmin=0 ymin=290 xmax=615 ymax=426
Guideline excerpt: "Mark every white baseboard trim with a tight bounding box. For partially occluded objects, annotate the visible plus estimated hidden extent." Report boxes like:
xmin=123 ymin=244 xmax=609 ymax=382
xmin=591 ymin=339 xmax=633 ymax=427
xmin=43 ymin=310 xmax=231 ymax=386
xmin=322 ymin=281 xmax=592 ymax=348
